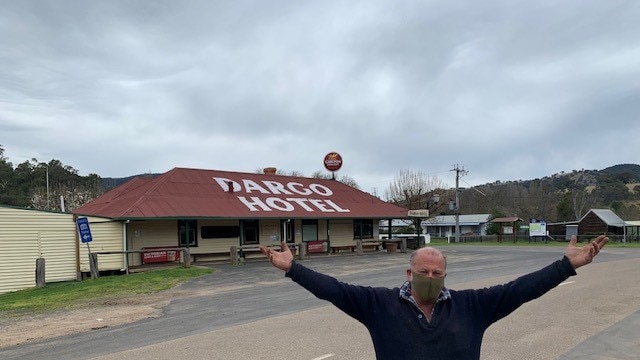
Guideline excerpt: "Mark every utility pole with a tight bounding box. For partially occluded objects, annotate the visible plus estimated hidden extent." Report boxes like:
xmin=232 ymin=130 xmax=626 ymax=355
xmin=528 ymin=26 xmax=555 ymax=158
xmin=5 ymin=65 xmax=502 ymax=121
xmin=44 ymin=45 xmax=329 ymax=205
xmin=46 ymin=165 xmax=50 ymax=210
xmin=451 ymin=164 xmax=468 ymax=243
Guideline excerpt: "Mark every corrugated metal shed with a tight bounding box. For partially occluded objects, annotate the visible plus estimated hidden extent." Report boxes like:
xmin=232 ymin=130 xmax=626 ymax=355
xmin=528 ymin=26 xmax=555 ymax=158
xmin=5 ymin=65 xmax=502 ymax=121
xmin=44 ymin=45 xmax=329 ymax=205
xmin=423 ymin=214 xmax=492 ymax=226
xmin=0 ymin=206 xmax=125 ymax=294
xmin=583 ymin=209 xmax=625 ymax=226
xmin=75 ymin=167 xmax=408 ymax=220
xmin=379 ymin=219 xmax=414 ymax=227
xmin=1 ymin=206 xmax=77 ymax=294
xmin=491 ymin=216 xmax=524 ymax=223
xmin=78 ymin=219 xmax=126 ymax=273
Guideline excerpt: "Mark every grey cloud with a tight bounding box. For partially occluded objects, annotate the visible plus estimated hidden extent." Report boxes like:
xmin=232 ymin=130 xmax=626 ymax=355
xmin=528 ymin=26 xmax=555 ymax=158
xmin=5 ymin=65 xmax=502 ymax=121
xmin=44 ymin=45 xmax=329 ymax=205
xmin=1 ymin=0 xmax=639 ymax=187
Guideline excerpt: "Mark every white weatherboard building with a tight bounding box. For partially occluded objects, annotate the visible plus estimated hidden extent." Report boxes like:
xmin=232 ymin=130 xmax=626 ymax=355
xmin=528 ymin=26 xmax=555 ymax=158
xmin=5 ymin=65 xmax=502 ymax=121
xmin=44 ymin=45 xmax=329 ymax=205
xmin=421 ymin=214 xmax=492 ymax=238
xmin=379 ymin=214 xmax=492 ymax=242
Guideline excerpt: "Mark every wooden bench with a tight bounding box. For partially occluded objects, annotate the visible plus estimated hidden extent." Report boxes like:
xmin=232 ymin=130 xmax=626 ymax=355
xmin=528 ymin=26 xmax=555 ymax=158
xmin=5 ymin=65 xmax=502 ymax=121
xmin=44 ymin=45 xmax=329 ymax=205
xmin=192 ymin=247 xmax=265 ymax=262
xmin=330 ymin=245 xmax=356 ymax=253
xmin=330 ymin=242 xmax=381 ymax=253
xmin=238 ymin=246 xmax=264 ymax=254
xmin=362 ymin=242 xmax=382 ymax=251
xmin=230 ymin=244 xmax=298 ymax=265
xmin=191 ymin=251 xmax=231 ymax=262
xmin=193 ymin=244 xmax=298 ymax=263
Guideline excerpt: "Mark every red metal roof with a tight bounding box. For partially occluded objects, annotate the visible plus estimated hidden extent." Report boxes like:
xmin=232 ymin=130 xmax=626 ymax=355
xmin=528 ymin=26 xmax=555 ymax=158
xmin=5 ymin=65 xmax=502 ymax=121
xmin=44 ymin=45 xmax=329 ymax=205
xmin=490 ymin=216 xmax=524 ymax=223
xmin=75 ymin=167 xmax=409 ymax=220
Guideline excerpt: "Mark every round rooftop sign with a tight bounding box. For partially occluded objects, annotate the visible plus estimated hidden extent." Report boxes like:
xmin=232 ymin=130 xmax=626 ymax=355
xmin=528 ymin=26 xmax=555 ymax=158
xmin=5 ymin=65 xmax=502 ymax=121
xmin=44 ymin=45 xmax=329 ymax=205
xmin=323 ymin=152 xmax=343 ymax=172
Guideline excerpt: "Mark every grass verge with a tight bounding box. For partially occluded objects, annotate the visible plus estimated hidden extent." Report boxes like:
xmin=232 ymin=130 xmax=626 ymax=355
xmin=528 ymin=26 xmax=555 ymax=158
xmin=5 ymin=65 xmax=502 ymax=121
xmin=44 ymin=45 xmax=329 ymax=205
xmin=0 ymin=266 xmax=213 ymax=314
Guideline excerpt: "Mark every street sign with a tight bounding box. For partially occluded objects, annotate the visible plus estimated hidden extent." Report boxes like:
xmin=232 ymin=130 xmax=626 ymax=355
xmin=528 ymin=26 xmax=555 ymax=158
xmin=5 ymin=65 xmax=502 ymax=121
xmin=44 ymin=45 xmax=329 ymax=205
xmin=76 ymin=217 xmax=93 ymax=243
xmin=408 ymin=209 xmax=429 ymax=217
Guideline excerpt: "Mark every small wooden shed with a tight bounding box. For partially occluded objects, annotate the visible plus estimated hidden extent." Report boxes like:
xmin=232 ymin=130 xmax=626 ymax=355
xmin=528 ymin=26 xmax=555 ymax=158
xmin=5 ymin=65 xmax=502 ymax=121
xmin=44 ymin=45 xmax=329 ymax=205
xmin=546 ymin=209 xmax=626 ymax=241
xmin=577 ymin=209 xmax=625 ymax=236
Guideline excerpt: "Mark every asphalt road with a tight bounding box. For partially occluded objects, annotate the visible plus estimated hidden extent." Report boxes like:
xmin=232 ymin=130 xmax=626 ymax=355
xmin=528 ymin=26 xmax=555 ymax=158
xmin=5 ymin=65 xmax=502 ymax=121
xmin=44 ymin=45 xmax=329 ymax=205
xmin=2 ymin=245 xmax=639 ymax=360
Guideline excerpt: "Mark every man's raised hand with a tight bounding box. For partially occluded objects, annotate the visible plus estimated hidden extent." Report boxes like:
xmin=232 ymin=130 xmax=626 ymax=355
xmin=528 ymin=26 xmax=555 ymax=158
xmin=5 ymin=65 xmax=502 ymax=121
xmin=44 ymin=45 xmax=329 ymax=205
xmin=565 ymin=234 xmax=608 ymax=269
xmin=260 ymin=240 xmax=294 ymax=272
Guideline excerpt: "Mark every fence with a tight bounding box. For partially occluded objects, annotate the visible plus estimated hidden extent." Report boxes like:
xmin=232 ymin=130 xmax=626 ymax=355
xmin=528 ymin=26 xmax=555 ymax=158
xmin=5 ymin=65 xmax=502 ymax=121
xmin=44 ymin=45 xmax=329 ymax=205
xmin=453 ymin=234 xmax=640 ymax=244
xmin=91 ymin=247 xmax=192 ymax=278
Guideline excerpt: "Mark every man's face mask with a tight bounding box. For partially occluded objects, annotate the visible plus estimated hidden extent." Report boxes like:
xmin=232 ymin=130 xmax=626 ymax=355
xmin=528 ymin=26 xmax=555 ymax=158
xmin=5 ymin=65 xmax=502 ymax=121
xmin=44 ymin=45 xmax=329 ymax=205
xmin=411 ymin=272 xmax=445 ymax=303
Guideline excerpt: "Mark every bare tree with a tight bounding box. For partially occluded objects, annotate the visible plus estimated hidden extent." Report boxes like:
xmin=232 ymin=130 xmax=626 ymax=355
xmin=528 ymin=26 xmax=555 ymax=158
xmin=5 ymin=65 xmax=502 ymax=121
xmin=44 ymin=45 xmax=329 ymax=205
xmin=337 ymin=174 xmax=360 ymax=189
xmin=310 ymin=170 xmax=329 ymax=179
xmin=277 ymin=169 xmax=305 ymax=177
xmin=254 ymin=168 xmax=304 ymax=177
xmin=385 ymin=169 xmax=446 ymax=208
xmin=384 ymin=169 xmax=446 ymax=239
xmin=572 ymin=189 xmax=597 ymax=220
xmin=311 ymin=170 xmax=360 ymax=189
xmin=253 ymin=168 xmax=360 ymax=188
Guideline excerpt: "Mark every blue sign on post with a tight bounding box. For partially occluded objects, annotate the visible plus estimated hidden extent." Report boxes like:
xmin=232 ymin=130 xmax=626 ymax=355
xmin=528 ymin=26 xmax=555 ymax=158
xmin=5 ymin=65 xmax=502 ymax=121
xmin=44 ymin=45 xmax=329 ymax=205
xmin=77 ymin=217 xmax=93 ymax=243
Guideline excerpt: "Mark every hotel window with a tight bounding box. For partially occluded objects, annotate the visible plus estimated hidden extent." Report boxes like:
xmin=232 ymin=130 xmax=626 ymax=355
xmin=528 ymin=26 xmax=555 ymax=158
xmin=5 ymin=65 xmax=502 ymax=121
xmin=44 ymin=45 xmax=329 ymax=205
xmin=201 ymin=226 xmax=240 ymax=239
xmin=178 ymin=220 xmax=198 ymax=247
xmin=302 ymin=219 xmax=318 ymax=241
xmin=353 ymin=219 xmax=374 ymax=239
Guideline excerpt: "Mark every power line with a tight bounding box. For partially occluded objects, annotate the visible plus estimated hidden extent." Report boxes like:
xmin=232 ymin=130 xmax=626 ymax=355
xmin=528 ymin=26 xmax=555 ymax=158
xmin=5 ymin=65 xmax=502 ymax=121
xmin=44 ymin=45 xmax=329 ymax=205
xmin=461 ymin=178 xmax=487 ymax=196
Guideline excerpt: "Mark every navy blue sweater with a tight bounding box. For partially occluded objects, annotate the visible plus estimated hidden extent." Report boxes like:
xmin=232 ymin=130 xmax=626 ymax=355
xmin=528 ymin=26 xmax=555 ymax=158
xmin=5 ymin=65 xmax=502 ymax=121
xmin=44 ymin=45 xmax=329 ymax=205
xmin=286 ymin=256 xmax=576 ymax=360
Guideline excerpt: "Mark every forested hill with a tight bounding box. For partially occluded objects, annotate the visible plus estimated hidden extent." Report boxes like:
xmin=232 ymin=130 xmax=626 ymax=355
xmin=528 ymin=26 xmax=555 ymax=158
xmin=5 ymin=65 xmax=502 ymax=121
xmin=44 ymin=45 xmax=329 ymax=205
xmin=514 ymin=164 xmax=640 ymax=193
xmin=101 ymin=174 xmax=161 ymax=190
xmin=600 ymin=164 xmax=640 ymax=180
xmin=453 ymin=164 xmax=640 ymax=222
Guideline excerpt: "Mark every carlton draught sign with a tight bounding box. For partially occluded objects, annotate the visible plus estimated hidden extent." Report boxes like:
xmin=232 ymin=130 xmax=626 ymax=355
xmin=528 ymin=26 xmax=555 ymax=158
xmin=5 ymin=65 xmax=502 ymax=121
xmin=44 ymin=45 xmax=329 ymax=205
xmin=324 ymin=152 xmax=343 ymax=172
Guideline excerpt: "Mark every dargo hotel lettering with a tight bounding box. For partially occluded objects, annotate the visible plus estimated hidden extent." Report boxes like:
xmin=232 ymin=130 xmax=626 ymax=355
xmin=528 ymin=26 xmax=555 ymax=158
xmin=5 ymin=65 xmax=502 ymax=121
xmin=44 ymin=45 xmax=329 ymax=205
xmin=213 ymin=177 xmax=351 ymax=213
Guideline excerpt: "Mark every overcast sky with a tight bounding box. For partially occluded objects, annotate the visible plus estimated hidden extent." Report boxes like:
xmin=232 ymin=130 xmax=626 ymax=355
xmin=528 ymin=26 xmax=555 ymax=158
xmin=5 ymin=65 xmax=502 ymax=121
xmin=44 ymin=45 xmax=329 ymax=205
xmin=1 ymin=1 xmax=639 ymax=194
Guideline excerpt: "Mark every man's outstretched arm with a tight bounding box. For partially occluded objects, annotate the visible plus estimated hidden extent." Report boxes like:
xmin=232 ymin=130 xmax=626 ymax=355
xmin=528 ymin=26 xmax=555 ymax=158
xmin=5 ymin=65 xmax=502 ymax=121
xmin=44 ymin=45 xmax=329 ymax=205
xmin=565 ymin=234 xmax=608 ymax=269
xmin=259 ymin=241 xmax=376 ymax=323
xmin=479 ymin=234 xmax=608 ymax=325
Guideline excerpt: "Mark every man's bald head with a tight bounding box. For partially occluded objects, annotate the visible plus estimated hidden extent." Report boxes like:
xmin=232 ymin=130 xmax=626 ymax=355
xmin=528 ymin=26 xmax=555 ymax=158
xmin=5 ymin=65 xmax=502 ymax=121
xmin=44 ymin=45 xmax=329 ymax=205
xmin=409 ymin=247 xmax=447 ymax=270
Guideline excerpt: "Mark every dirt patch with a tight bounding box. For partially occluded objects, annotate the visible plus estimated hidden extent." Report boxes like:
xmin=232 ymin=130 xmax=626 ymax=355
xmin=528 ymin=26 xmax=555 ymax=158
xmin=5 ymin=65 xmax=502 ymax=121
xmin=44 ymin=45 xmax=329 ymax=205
xmin=0 ymin=289 xmax=182 ymax=349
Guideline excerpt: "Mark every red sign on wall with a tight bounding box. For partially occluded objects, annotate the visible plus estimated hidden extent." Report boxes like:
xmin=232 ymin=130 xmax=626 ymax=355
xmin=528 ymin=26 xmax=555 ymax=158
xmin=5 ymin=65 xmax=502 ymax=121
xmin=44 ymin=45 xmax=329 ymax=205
xmin=307 ymin=240 xmax=326 ymax=253
xmin=142 ymin=247 xmax=181 ymax=264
